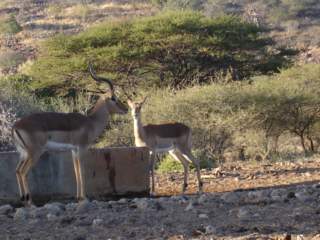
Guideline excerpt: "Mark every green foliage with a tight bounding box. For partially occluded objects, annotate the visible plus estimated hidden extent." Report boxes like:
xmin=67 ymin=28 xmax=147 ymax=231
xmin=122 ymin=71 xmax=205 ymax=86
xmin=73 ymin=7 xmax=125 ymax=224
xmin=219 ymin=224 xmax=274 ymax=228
xmin=157 ymin=155 xmax=184 ymax=173
xmin=27 ymin=11 xmax=287 ymax=97
xmin=0 ymin=15 xmax=22 ymax=35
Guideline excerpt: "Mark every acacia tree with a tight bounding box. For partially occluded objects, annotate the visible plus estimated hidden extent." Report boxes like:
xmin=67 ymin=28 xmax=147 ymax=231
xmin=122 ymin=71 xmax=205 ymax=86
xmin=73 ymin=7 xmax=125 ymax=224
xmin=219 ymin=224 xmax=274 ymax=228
xmin=28 ymin=11 xmax=289 ymax=96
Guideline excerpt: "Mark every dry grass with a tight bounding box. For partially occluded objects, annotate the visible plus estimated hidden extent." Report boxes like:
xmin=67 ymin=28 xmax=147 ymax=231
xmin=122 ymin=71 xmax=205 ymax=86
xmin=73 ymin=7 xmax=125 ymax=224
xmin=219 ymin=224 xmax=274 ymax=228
xmin=155 ymin=156 xmax=320 ymax=196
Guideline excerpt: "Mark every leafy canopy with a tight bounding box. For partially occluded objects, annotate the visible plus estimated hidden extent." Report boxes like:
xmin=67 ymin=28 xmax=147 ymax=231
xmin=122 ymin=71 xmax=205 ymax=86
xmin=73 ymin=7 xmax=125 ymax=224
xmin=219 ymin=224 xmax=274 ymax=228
xmin=28 ymin=11 xmax=288 ymax=97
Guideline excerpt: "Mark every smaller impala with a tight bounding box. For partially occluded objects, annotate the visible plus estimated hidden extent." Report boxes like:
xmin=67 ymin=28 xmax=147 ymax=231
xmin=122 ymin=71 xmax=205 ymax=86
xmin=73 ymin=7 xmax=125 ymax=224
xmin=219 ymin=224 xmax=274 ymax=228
xmin=127 ymin=98 xmax=203 ymax=194
xmin=12 ymin=64 xmax=128 ymax=206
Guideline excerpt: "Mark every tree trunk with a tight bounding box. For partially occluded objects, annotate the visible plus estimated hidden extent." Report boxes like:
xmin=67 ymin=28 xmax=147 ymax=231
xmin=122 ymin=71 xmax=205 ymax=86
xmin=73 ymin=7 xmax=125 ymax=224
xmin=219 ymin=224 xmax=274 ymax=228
xmin=300 ymin=134 xmax=307 ymax=154
xmin=307 ymin=135 xmax=315 ymax=152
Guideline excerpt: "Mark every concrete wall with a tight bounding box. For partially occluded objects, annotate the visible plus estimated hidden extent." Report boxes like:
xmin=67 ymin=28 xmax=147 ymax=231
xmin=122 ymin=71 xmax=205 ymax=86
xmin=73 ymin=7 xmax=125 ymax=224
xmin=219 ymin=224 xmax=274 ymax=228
xmin=0 ymin=147 xmax=150 ymax=204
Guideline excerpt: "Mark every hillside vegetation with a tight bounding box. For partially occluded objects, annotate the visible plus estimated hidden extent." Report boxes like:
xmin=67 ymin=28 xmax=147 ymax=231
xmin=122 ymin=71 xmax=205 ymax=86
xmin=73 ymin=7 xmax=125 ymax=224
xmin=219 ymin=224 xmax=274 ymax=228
xmin=25 ymin=11 xmax=291 ymax=96
xmin=0 ymin=1 xmax=319 ymax=167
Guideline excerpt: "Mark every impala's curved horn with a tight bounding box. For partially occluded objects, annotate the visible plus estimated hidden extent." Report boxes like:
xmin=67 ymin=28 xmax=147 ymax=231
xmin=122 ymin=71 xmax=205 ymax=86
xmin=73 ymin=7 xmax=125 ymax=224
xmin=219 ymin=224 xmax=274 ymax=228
xmin=88 ymin=63 xmax=114 ymax=92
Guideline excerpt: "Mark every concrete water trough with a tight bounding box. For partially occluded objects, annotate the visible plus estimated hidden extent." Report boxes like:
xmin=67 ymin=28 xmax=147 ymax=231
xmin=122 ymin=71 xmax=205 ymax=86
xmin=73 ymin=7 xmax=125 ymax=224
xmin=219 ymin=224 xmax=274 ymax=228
xmin=0 ymin=147 xmax=150 ymax=204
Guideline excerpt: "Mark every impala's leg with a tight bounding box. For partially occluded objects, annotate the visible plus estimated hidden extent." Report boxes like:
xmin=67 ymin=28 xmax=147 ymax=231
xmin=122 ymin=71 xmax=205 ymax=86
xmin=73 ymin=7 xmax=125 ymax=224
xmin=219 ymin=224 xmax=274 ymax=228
xmin=16 ymin=151 xmax=28 ymax=201
xmin=20 ymin=151 xmax=42 ymax=206
xmin=71 ymin=149 xmax=81 ymax=200
xmin=181 ymin=150 xmax=203 ymax=194
xmin=169 ymin=150 xmax=189 ymax=193
xmin=77 ymin=147 xmax=87 ymax=201
xmin=149 ymin=151 xmax=156 ymax=195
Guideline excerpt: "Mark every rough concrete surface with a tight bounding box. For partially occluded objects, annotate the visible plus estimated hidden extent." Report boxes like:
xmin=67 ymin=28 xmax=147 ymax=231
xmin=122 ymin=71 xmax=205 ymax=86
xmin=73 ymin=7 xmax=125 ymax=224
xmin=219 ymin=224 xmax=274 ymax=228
xmin=0 ymin=147 xmax=150 ymax=204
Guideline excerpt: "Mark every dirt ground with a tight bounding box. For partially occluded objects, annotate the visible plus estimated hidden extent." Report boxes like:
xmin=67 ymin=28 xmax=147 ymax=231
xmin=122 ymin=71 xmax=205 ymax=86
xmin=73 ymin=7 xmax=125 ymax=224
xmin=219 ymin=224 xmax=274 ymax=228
xmin=1 ymin=157 xmax=320 ymax=240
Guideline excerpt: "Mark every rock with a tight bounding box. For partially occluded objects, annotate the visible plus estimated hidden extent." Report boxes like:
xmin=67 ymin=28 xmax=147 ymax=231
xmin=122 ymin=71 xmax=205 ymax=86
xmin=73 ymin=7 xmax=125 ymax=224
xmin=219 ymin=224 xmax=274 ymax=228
xmin=92 ymin=218 xmax=103 ymax=226
xmin=65 ymin=202 xmax=77 ymax=211
xmin=185 ymin=201 xmax=196 ymax=212
xmin=198 ymin=213 xmax=209 ymax=219
xmin=205 ymin=225 xmax=217 ymax=235
xmin=245 ymin=190 xmax=270 ymax=203
xmin=197 ymin=194 xmax=208 ymax=204
xmin=0 ymin=204 xmax=13 ymax=215
xmin=221 ymin=192 xmax=240 ymax=203
xmin=47 ymin=213 xmax=58 ymax=221
xmin=270 ymin=189 xmax=287 ymax=202
xmin=171 ymin=195 xmax=188 ymax=203
xmin=118 ymin=198 xmax=128 ymax=204
xmin=133 ymin=198 xmax=149 ymax=210
xmin=295 ymin=189 xmax=313 ymax=202
xmin=296 ymin=235 xmax=304 ymax=240
xmin=212 ymin=167 xmax=223 ymax=177
xmin=312 ymin=183 xmax=320 ymax=190
xmin=237 ymin=207 xmax=251 ymax=220
xmin=30 ymin=207 xmax=47 ymax=218
xmin=76 ymin=199 xmax=92 ymax=214
xmin=44 ymin=203 xmax=64 ymax=216
xmin=14 ymin=207 xmax=28 ymax=221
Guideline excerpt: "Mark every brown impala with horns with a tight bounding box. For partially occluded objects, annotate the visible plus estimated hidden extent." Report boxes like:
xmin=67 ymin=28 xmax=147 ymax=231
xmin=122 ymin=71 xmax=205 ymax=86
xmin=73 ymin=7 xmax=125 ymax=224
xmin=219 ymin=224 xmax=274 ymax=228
xmin=12 ymin=64 xmax=128 ymax=206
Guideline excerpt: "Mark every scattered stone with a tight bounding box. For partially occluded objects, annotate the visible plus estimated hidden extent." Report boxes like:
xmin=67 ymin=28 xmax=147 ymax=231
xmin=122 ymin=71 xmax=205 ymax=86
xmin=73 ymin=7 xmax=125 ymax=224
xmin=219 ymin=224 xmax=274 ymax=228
xmin=221 ymin=192 xmax=240 ymax=203
xmin=237 ymin=207 xmax=251 ymax=220
xmin=185 ymin=201 xmax=196 ymax=212
xmin=212 ymin=167 xmax=223 ymax=177
xmin=14 ymin=207 xmax=28 ymax=221
xmin=197 ymin=194 xmax=207 ymax=204
xmin=92 ymin=218 xmax=103 ymax=226
xmin=171 ymin=195 xmax=188 ymax=203
xmin=133 ymin=198 xmax=149 ymax=210
xmin=44 ymin=202 xmax=64 ymax=216
xmin=65 ymin=202 xmax=77 ymax=211
xmin=30 ymin=207 xmax=47 ymax=218
xmin=76 ymin=199 xmax=92 ymax=214
xmin=270 ymin=189 xmax=287 ymax=202
xmin=60 ymin=216 xmax=75 ymax=226
xmin=304 ymin=172 xmax=312 ymax=177
xmin=198 ymin=213 xmax=209 ymax=219
xmin=205 ymin=225 xmax=217 ymax=235
xmin=47 ymin=213 xmax=58 ymax=221
xmin=295 ymin=189 xmax=313 ymax=202
xmin=0 ymin=204 xmax=13 ymax=215
xmin=118 ymin=198 xmax=128 ymax=204
xmin=297 ymin=235 xmax=304 ymax=240
xmin=245 ymin=190 xmax=270 ymax=203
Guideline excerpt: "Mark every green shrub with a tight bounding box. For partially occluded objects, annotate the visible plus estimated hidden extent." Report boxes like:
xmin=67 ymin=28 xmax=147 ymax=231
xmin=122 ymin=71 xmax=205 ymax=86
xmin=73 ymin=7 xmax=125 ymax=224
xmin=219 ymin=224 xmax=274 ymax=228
xmin=157 ymin=155 xmax=184 ymax=173
xmin=0 ymin=15 xmax=22 ymax=35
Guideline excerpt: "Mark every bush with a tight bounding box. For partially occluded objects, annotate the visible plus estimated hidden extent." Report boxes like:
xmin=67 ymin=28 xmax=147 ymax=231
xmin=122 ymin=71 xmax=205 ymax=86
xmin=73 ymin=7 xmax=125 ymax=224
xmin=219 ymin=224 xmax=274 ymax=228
xmin=0 ymin=15 xmax=22 ymax=35
xmin=157 ymin=155 xmax=184 ymax=173
xmin=27 ymin=11 xmax=287 ymax=97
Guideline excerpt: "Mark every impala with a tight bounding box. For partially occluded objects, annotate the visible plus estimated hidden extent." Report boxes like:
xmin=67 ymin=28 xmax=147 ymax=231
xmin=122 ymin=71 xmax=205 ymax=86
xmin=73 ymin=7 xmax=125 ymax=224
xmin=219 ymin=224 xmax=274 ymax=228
xmin=12 ymin=64 xmax=128 ymax=205
xmin=127 ymin=98 xmax=203 ymax=194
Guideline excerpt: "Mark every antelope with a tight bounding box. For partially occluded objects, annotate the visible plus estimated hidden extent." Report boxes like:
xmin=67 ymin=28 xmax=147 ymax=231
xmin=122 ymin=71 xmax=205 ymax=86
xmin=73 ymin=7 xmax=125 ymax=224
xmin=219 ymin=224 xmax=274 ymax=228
xmin=12 ymin=64 xmax=128 ymax=206
xmin=127 ymin=97 xmax=203 ymax=194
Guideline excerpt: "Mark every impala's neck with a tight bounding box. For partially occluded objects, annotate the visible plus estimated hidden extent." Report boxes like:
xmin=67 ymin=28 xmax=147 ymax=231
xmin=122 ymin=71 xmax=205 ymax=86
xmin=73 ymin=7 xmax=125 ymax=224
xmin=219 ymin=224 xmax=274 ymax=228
xmin=133 ymin=113 xmax=147 ymax=147
xmin=88 ymin=97 xmax=111 ymax=141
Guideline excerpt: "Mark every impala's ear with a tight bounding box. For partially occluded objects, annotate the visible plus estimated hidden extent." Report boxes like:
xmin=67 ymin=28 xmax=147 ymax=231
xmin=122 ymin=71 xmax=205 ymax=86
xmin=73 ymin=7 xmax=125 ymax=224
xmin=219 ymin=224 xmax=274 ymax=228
xmin=127 ymin=99 xmax=134 ymax=107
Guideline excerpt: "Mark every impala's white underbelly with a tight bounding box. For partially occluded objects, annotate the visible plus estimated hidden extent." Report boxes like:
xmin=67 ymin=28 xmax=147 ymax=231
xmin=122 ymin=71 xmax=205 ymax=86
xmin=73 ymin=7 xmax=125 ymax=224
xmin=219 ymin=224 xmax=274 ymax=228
xmin=45 ymin=141 xmax=78 ymax=151
xmin=153 ymin=145 xmax=175 ymax=154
